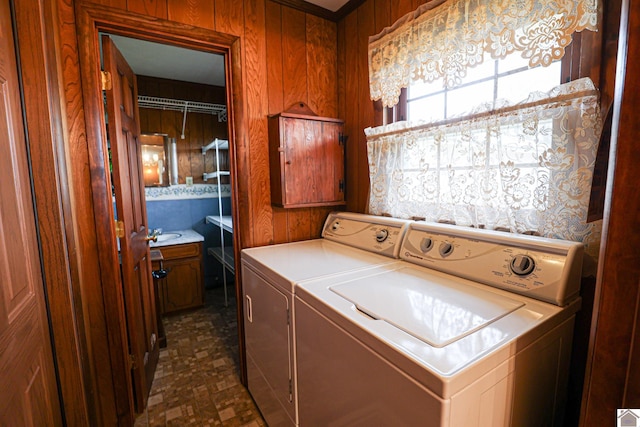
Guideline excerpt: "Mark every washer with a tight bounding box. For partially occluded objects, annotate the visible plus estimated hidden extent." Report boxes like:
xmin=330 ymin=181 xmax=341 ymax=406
xmin=241 ymin=212 xmax=411 ymax=427
xmin=295 ymin=221 xmax=583 ymax=427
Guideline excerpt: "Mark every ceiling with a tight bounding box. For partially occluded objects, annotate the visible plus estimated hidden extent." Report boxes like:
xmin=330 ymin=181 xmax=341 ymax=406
xmin=109 ymin=35 xmax=226 ymax=87
xmin=305 ymin=0 xmax=350 ymax=11
xmin=109 ymin=0 xmax=351 ymax=88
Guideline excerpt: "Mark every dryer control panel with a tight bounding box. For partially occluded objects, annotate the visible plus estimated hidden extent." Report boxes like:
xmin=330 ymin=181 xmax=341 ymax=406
xmin=400 ymin=222 xmax=584 ymax=306
xmin=322 ymin=212 xmax=410 ymax=259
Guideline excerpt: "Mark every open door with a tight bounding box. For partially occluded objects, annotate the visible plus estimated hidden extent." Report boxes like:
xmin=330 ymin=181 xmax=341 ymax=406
xmin=0 ymin=0 xmax=63 ymax=423
xmin=102 ymin=34 xmax=159 ymax=412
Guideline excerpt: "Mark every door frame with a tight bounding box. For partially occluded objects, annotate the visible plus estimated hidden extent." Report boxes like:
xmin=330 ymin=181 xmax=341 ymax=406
xmin=75 ymin=1 xmax=246 ymax=422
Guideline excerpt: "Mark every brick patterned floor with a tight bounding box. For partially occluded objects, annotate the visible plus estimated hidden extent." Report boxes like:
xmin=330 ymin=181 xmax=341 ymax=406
xmin=135 ymin=287 xmax=266 ymax=427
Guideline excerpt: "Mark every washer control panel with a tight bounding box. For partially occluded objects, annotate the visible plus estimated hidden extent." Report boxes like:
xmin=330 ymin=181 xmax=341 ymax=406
xmin=400 ymin=222 xmax=584 ymax=306
xmin=322 ymin=212 xmax=411 ymax=258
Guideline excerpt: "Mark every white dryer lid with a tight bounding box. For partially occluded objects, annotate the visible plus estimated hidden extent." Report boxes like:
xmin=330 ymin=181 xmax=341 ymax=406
xmin=330 ymin=266 xmax=524 ymax=348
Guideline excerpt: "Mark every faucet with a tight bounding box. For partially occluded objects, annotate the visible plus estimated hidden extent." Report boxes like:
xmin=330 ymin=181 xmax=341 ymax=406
xmin=146 ymin=228 xmax=162 ymax=243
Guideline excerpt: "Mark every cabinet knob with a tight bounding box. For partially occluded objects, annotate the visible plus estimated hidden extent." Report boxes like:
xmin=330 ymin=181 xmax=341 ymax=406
xmin=286 ymin=160 xmax=291 ymax=165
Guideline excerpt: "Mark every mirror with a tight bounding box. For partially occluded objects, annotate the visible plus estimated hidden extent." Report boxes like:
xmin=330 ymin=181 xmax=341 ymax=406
xmin=140 ymin=133 xmax=177 ymax=187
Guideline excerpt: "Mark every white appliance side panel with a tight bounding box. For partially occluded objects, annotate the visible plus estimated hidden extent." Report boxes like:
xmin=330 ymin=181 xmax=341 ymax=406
xmin=243 ymin=265 xmax=296 ymax=426
xmin=449 ymin=317 xmax=575 ymax=427
xmin=295 ymin=296 xmax=449 ymax=427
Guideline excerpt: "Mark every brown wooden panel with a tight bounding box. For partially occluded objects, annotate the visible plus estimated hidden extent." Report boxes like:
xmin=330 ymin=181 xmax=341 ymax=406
xmin=281 ymin=6 xmax=310 ymax=241
xmin=343 ymin=10 xmax=360 ymax=213
xmin=215 ymin=0 xmax=244 ymax=36
xmin=190 ymin=113 xmax=205 ymax=183
xmin=128 ymin=0 xmax=168 ymax=19
xmin=390 ymin=0 xmax=413 ymax=21
xmin=356 ymin=1 xmax=375 ymax=213
xmin=281 ymin=7 xmax=308 ymax=108
xmin=306 ymin=15 xmax=338 ymax=118
xmin=244 ymin=0 xmax=274 ymax=247
xmin=265 ymin=2 xmax=290 ymax=243
xmin=167 ymin=0 xmax=214 ymax=29
xmin=95 ymin=0 xmax=127 ymax=8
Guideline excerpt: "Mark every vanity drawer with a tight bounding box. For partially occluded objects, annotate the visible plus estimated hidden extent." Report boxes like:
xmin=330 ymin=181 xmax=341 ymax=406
xmin=158 ymin=242 xmax=201 ymax=259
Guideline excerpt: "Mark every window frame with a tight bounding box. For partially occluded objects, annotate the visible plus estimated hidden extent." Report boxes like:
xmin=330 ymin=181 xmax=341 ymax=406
xmin=385 ymin=36 xmax=581 ymax=124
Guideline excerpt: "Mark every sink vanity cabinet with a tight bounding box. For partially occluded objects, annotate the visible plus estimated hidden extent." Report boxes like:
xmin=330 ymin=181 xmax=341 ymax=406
xmin=150 ymin=230 xmax=204 ymax=314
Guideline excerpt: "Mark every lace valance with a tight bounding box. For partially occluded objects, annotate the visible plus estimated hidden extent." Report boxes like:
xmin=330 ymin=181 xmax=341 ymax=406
xmin=368 ymin=0 xmax=599 ymax=107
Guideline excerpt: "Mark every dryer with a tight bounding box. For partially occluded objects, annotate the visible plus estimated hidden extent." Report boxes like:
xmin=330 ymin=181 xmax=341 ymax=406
xmin=241 ymin=212 xmax=411 ymax=427
xmin=295 ymin=221 xmax=584 ymax=426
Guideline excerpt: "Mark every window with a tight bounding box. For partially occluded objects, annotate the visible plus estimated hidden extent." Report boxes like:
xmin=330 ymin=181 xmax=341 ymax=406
xmin=366 ymin=0 xmax=601 ymax=255
xmin=407 ymin=55 xmax=563 ymax=123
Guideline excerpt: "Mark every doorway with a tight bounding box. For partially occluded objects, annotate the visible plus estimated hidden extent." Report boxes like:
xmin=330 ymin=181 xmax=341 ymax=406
xmin=76 ymin=4 xmax=246 ymax=424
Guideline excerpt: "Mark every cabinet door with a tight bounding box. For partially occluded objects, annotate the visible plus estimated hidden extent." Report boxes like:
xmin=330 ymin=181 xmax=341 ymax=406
xmin=162 ymin=257 xmax=203 ymax=312
xmin=270 ymin=115 xmax=344 ymax=208
xmin=276 ymin=117 xmax=345 ymax=208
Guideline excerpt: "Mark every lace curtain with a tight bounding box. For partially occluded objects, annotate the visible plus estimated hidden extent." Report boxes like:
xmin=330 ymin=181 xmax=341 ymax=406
xmin=365 ymin=78 xmax=602 ymax=256
xmin=369 ymin=0 xmax=599 ymax=107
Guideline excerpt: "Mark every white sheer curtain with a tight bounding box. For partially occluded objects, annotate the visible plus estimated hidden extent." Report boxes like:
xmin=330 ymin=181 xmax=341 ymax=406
xmin=369 ymin=0 xmax=599 ymax=107
xmin=365 ymin=78 xmax=602 ymax=255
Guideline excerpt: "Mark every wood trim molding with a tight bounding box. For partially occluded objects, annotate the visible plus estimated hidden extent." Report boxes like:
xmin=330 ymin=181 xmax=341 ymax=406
xmin=74 ymin=1 xmax=247 ymax=422
xmin=12 ymin=0 xmax=91 ymax=424
xmin=269 ymin=0 xmax=366 ymax=21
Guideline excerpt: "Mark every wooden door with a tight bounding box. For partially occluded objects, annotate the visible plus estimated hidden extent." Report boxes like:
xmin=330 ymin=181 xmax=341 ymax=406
xmin=0 ymin=0 xmax=63 ymax=424
xmin=102 ymin=35 xmax=159 ymax=412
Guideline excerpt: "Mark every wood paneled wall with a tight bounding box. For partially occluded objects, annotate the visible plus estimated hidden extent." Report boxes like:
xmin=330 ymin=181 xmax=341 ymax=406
xmin=68 ymin=0 xmax=340 ymax=249
xmin=137 ymin=76 xmax=229 ymax=184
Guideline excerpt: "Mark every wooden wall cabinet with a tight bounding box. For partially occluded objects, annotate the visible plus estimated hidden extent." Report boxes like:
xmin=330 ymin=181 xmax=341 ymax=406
xmin=154 ymin=242 xmax=204 ymax=314
xmin=268 ymin=103 xmax=346 ymax=208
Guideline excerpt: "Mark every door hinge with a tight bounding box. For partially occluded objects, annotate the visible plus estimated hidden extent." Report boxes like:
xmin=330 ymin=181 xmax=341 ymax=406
xmin=286 ymin=308 xmax=290 ymax=325
xmin=129 ymin=354 xmax=137 ymax=370
xmin=101 ymin=70 xmax=112 ymax=91
xmin=289 ymin=379 xmax=293 ymax=401
xmin=339 ymin=179 xmax=345 ymax=193
xmin=338 ymin=133 xmax=348 ymax=146
xmin=115 ymin=220 xmax=125 ymax=238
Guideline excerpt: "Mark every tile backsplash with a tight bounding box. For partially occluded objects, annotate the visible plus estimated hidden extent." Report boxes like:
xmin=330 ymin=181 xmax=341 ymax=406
xmin=146 ymin=184 xmax=232 ymax=289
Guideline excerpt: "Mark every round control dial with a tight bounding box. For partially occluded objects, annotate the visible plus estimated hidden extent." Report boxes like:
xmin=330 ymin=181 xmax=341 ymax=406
xmin=439 ymin=242 xmax=454 ymax=257
xmin=420 ymin=237 xmax=433 ymax=253
xmin=510 ymin=254 xmax=536 ymax=276
xmin=375 ymin=229 xmax=389 ymax=243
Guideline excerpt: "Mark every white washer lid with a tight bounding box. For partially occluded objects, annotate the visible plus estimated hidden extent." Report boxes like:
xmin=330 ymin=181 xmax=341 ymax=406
xmin=330 ymin=267 xmax=525 ymax=348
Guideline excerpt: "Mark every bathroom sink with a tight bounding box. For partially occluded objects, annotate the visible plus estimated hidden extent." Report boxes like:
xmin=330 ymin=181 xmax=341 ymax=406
xmin=155 ymin=232 xmax=182 ymax=242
